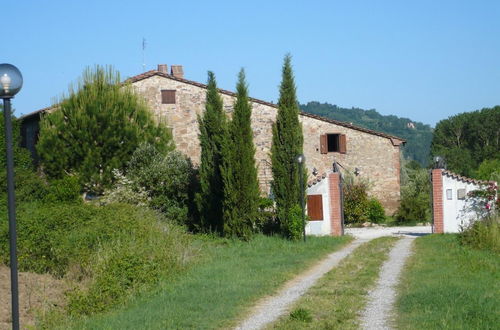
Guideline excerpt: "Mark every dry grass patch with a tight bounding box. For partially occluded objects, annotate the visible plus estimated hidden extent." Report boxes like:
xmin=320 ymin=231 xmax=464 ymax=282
xmin=0 ymin=265 xmax=67 ymax=330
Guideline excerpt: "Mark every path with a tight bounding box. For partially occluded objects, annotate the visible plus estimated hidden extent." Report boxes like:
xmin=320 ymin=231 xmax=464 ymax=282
xmin=359 ymin=237 xmax=415 ymax=330
xmin=235 ymin=226 xmax=430 ymax=330
xmin=235 ymin=239 xmax=367 ymax=330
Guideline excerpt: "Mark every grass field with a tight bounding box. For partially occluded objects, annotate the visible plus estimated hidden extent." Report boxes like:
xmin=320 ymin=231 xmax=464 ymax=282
xmin=396 ymin=234 xmax=500 ymax=329
xmin=269 ymin=236 xmax=398 ymax=329
xmin=65 ymin=234 xmax=351 ymax=329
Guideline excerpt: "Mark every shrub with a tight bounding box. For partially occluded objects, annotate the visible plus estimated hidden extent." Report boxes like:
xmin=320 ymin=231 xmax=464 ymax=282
xmin=0 ymin=202 xmax=194 ymax=316
xmin=255 ymin=197 xmax=278 ymax=234
xmin=126 ymin=144 xmax=194 ymax=225
xmin=282 ymin=204 xmax=306 ymax=240
xmin=101 ymin=169 xmax=150 ymax=207
xmin=367 ymin=198 xmax=386 ymax=224
xmin=65 ymin=211 xmax=191 ymax=315
xmin=343 ymin=177 xmax=370 ymax=225
xmin=394 ymin=161 xmax=431 ymax=224
xmin=458 ymin=215 xmax=499 ymax=253
xmin=45 ymin=175 xmax=81 ymax=203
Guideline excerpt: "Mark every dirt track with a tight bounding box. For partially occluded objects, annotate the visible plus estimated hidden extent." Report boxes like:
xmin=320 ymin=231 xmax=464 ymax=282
xmin=0 ymin=266 xmax=66 ymax=330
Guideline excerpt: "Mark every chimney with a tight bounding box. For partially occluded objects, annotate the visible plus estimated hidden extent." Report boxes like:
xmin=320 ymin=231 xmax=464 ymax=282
xmin=157 ymin=64 xmax=168 ymax=74
xmin=170 ymin=65 xmax=184 ymax=79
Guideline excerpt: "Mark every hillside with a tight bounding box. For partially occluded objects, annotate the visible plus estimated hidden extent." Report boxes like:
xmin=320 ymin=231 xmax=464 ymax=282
xmin=300 ymin=102 xmax=433 ymax=165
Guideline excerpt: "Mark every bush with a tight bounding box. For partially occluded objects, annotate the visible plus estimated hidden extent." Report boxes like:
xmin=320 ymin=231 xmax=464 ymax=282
xmin=104 ymin=143 xmax=195 ymax=225
xmin=101 ymin=169 xmax=150 ymax=207
xmin=394 ymin=161 xmax=431 ymax=224
xmin=367 ymin=198 xmax=386 ymax=224
xmin=65 ymin=210 xmax=191 ymax=315
xmin=458 ymin=216 xmax=499 ymax=253
xmin=45 ymin=175 xmax=81 ymax=203
xmin=0 ymin=202 xmax=193 ymax=316
xmin=282 ymin=204 xmax=306 ymax=240
xmin=343 ymin=178 xmax=370 ymax=225
xmin=255 ymin=197 xmax=278 ymax=234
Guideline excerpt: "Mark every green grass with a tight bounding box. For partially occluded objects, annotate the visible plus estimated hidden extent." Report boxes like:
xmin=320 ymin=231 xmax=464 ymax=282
xmin=269 ymin=236 xmax=398 ymax=329
xmin=396 ymin=234 xmax=500 ymax=329
xmin=66 ymin=234 xmax=352 ymax=329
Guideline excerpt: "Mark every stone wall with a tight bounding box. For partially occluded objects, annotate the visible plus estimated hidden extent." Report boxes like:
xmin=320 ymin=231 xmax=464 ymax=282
xmin=131 ymin=74 xmax=402 ymax=213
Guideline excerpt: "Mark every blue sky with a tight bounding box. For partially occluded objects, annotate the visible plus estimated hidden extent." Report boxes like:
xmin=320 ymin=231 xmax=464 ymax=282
xmin=3 ymin=0 xmax=499 ymax=126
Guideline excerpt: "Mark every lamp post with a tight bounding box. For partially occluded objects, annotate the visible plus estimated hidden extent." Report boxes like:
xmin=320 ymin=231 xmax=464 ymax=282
xmin=297 ymin=154 xmax=306 ymax=242
xmin=1 ymin=63 xmax=23 ymax=330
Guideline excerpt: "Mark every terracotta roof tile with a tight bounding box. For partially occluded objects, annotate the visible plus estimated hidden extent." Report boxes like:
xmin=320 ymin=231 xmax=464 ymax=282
xmin=307 ymin=172 xmax=328 ymax=187
xmin=442 ymin=170 xmax=496 ymax=185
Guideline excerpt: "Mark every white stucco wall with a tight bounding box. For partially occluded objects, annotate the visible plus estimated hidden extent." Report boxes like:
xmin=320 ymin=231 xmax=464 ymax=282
xmin=442 ymin=174 xmax=483 ymax=233
xmin=305 ymin=177 xmax=331 ymax=236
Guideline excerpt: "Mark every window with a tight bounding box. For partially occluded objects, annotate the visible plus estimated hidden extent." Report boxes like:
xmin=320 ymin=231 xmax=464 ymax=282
xmin=307 ymin=195 xmax=324 ymax=221
xmin=320 ymin=134 xmax=346 ymax=154
xmin=161 ymin=90 xmax=176 ymax=104
xmin=457 ymin=189 xmax=466 ymax=200
xmin=446 ymin=189 xmax=453 ymax=200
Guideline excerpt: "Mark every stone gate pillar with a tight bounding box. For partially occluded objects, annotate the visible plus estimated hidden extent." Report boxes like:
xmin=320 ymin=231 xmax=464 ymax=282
xmin=328 ymin=172 xmax=343 ymax=236
xmin=431 ymin=169 xmax=444 ymax=234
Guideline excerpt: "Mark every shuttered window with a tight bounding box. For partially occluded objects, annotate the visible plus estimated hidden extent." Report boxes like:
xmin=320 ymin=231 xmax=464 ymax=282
xmin=319 ymin=134 xmax=346 ymax=154
xmin=161 ymin=90 xmax=176 ymax=104
xmin=307 ymin=195 xmax=324 ymax=221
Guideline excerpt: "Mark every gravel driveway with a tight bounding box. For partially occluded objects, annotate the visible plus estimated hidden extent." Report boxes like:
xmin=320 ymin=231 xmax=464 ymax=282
xmin=234 ymin=226 xmax=430 ymax=330
xmin=345 ymin=225 xmax=431 ymax=240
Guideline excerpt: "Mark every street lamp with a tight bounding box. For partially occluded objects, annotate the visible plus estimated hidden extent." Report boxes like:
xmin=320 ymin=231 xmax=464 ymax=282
xmin=297 ymin=154 xmax=306 ymax=242
xmin=1 ymin=63 xmax=23 ymax=330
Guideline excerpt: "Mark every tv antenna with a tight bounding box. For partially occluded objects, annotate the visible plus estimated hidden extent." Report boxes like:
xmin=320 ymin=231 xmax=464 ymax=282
xmin=142 ymin=38 xmax=147 ymax=72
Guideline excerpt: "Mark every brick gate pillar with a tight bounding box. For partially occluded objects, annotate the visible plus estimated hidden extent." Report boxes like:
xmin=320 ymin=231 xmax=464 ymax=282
xmin=432 ymin=169 xmax=444 ymax=234
xmin=328 ymin=172 xmax=343 ymax=236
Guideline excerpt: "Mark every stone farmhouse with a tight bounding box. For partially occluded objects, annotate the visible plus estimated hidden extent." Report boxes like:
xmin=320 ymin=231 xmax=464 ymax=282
xmin=21 ymin=64 xmax=405 ymax=229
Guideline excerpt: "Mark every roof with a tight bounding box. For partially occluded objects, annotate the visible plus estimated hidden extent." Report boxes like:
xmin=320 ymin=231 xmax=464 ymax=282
xmin=307 ymin=173 xmax=328 ymax=187
xmin=128 ymin=71 xmax=406 ymax=144
xmin=21 ymin=69 xmax=406 ymax=144
xmin=441 ymin=170 xmax=496 ymax=185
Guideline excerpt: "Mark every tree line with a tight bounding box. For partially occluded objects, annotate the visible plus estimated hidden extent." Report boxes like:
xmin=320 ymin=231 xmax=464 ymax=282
xmin=430 ymin=106 xmax=500 ymax=180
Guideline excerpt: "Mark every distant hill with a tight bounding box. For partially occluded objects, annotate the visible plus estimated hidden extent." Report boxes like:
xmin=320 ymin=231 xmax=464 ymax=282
xmin=300 ymin=102 xmax=433 ymax=166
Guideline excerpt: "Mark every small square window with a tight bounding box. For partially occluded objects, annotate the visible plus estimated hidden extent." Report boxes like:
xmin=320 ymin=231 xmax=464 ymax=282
xmin=457 ymin=189 xmax=466 ymax=200
xmin=446 ymin=189 xmax=453 ymax=200
xmin=320 ymin=134 xmax=346 ymax=154
xmin=161 ymin=90 xmax=176 ymax=104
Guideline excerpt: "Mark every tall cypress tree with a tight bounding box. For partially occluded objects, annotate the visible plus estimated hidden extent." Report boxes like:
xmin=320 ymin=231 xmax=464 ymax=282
xmin=221 ymin=69 xmax=260 ymax=239
xmin=270 ymin=54 xmax=305 ymax=240
xmin=196 ymin=72 xmax=227 ymax=233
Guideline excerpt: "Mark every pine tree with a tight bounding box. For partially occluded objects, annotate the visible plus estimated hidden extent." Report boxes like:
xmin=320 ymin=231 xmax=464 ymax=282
xmin=196 ymin=72 xmax=227 ymax=233
xmin=270 ymin=54 xmax=305 ymax=240
xmin=221 ymin=69 xmax=260 ymax=239
xmin=37 ymin=65 xmax=173 ymax=193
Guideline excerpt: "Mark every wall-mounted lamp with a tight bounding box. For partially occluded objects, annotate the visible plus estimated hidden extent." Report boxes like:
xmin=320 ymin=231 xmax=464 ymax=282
xmin=354 ymin=167 xmax=360 ymax=176
xmin=312 ymin=167 xmax=318 ymax=176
